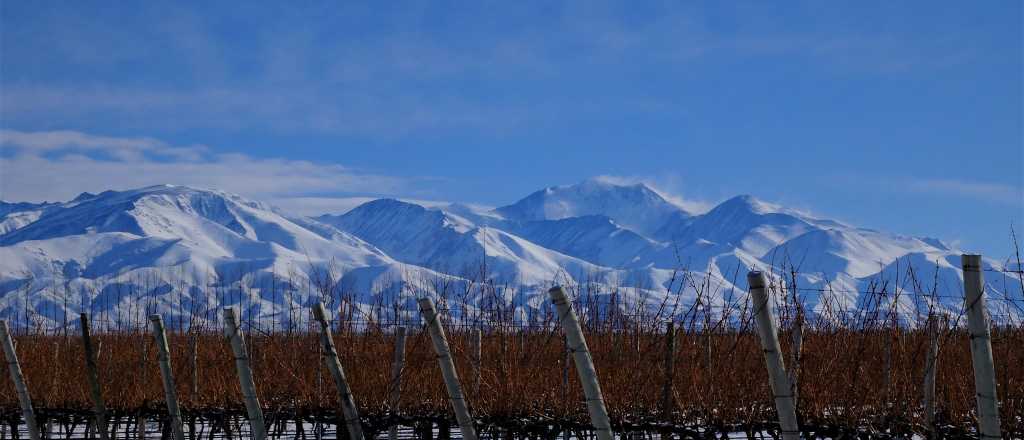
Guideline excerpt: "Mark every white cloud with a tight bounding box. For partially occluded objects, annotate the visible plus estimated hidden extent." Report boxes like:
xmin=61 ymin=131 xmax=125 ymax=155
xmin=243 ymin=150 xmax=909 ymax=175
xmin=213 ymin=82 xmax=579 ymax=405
xmin=0 ymin=129 xmax=407 ymax=205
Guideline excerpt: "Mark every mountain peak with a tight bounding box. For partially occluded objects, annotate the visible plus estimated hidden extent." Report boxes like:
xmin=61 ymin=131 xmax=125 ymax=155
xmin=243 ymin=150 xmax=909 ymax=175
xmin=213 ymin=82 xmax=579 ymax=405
xmin=716 ymin=194 xmax=780 ymax=215
xmin=577 ymin=175 xmax=650 ymax=191
xmin=496 ymin=177 xmax=689 ymax=237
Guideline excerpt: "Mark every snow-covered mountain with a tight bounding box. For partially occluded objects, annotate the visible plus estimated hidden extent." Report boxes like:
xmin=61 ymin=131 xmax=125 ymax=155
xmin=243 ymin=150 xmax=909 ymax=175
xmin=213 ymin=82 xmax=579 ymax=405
xmin=495 ymin=177 xmax=692 ymax=237
xmin=0 ymin=180 xmax=1019 ymax=329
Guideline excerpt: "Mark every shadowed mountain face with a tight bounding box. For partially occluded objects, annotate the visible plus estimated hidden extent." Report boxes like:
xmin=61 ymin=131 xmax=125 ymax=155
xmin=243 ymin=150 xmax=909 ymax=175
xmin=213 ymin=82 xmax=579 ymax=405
xmin=1 ymin=180 xmax=1019 ymax=328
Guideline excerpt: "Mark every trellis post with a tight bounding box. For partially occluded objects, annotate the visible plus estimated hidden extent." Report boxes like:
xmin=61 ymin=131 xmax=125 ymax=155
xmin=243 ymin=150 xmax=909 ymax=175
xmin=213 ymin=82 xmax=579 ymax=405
xmin=748 ymin=272 xmax=800 ymax=440
xmin=961 ymin=254 xmax=1001 ymax=439
xmin=80 ymin=314 xmax=110 ymax=440
xmin=312 ymin=303 xmax=365 ymax=440
xmin=470 ymin=328 xmax=482 ymax=397
xmin=388 ymin=326 xmax=407 ymax=440
xmin=922 ymin=312 xmax=942 ymax=435
xmin=0 ymin=320 xmax=40 ymax=440
xmin=661 ymin=320 xmax=676 ymax=416
xmin=189 ymin=334 xmax=199 ymax=399
xmin=788 ymin=308 xmax=804 ymax=406
xmin=149 ymin=315 xmax=186 ymax=440
xmin=549 ymin=286 xmax=613 ymax=440
xmin=418 ymin=298 xmax=478 ymax=440
xmin=223 ymin=308 xmax=267 ymax=440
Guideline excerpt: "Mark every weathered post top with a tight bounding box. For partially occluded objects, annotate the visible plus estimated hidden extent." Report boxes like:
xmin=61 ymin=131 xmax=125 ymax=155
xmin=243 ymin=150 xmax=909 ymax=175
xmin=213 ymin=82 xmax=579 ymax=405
xmin=549 ymin=285 xmax=569 ymax=304
xmin=747 ymin=271 xmax=766 ymax=289
xmin=312 ymin=302 xmax=329 ymax=323
xmin=417 ymin=297 xmax=438 ymax=315
xmin=962 ymin=254 xmax=982 ymax=271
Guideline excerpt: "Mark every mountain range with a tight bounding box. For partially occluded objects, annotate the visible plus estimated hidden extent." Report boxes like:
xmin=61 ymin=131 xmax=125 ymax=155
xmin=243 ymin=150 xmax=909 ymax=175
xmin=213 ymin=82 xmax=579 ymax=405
xmin=0 ymin=178 xmax=1019 ymax=329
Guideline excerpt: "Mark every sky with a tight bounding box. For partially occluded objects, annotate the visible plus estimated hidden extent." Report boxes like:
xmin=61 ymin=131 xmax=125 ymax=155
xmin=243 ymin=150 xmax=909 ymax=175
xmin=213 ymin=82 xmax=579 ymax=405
xmin=0 ymin=1 xmax=1021 ymax=257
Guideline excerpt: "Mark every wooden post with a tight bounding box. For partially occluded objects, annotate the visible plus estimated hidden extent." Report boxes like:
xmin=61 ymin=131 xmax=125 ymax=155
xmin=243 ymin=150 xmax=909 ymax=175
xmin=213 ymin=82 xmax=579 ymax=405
xmin=748 ymin=272 xmax=800 ymax=440
xmin=612 ymin=332 xmax=622 ymax=361
xmin=189 ymin=334 xmax=199 ymax=400
xmin=549 ymin=286 xmax=613 ymax=440
xmin=135 ymin=414 xmax=145 ymax=440
xmin=79 ymin=314 xmax=110 ymax=440
xmin=149 ymin=315 xmax=186 ymax=440
xmin=222 ymin=308 xmax=267 ymax=440
xmin=635 ymin=321 xmax=641 ymax=354
xmin=0 ymin=321 xmax=40 ymax=440
xmin=519 ymin=330 xmax=527 ymax=362
xmin=922 ymin=312 xmax=941 ymax=435
xmin=789 ymin=312 xmax=803 ymax=407
xmin=562 ymin=334 xmax=570 ymax=440
xmin=661 ymin=321 xmax=676 ymax=416
xmin=388 ymin=327 xmax=407 ymax=440
xmin=188 ymin=334 xmax=198 ymax=440
xmin=470 ymin=329 xmax=482 ymax=397
xmin=961 ymin=255 xmax=1001 ymax=439
xmin=417 ymin=298 xmax=478 ymax=440
xmin=311 ymin=303 xmax=365 ymax=440
xmin=561 ymin=333 xmax=570 ymax=402
xmin=883 ymin=320 xmax=893 ymax=405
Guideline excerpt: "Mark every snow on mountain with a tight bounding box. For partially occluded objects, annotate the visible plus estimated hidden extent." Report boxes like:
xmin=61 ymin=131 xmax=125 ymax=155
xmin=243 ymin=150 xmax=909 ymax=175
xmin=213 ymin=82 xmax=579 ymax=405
xmin=318 ymin=199 xmax=474 ymax=267
xmin=763 ymin=228 xmax=938 ymax=279
xmin=2 ymin=185 xmax=391 ymax=268
xmin=0 ymin=201 xmax=60 ymax=235
xmin=0 ymin=186 xmax=441 ymax=329
xmin=319 ymin=198 xmax=610 ymax=286
xmin=657 ymin=195 xmax=840 ymax=259
xmin=0 ymin=179 xmax=1019 ymax=328
xmin=506 ymin=215 xmax=660 ymax=268
xmin=495 ymin=177 xmax=692 ymax=237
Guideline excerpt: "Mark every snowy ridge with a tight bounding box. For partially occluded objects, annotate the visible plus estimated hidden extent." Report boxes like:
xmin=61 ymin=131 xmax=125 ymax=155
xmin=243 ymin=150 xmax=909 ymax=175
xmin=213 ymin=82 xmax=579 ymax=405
xmin=0 ymin=180 xmax=1020 ymax=328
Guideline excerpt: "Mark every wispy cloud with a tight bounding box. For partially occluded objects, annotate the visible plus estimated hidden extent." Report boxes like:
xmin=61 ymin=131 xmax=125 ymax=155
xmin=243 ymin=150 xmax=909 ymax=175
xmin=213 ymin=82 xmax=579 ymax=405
xmin=903 ymin=178 xmax=1022 ymax=205
xmin=0 ymin=129 xmax=408 ymax=204
xmin=591 ymin=174 xmax=713 ymax=214
xmin=1 ymin=3 xmax=980 ymax=139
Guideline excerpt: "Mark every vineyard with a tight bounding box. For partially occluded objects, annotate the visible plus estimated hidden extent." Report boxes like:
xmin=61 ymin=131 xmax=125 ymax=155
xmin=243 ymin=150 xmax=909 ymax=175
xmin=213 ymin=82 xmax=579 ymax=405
xmin=0 ymin=262 xmax=1022 ymax=439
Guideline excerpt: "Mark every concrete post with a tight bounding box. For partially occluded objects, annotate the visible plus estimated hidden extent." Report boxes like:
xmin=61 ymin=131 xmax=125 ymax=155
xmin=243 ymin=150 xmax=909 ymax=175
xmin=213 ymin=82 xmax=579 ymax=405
xmin=311 ymin=303 xmax=364 ymax=440
xmin=417 ymin=298 xmax=478 ymax=440
xmin=748 ymin=272 xmax=800 ymax=440
xmin=961 ymin=255 xmax=1001 ymax=439
xmin=0 ymin=321 xmax=40 ymax=440
xmin=388 ymin=326 xmax=407 ymax=440
xmin=79 ymin=314 xmax=110 ymax=440
xmin=223 ymin=308 xmax=267 ymax=440
xmin=149 ymin=315 xmax=186 ymax=440
xmin=549 ymin=286 xmax=613 ymax=440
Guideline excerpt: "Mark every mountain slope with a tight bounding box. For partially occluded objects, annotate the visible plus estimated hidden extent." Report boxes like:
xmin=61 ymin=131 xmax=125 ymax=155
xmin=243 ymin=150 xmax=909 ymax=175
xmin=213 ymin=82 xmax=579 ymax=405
xmin=506 ymin=215 xmax=661 ymax=268
xmin=319 ymin=198 xmax=611 ymax=285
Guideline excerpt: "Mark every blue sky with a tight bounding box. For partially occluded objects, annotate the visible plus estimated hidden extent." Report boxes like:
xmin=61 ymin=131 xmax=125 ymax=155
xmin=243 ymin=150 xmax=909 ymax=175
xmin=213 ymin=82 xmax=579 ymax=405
xmin=0 ymin=1 xmax=1021 ymax=257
